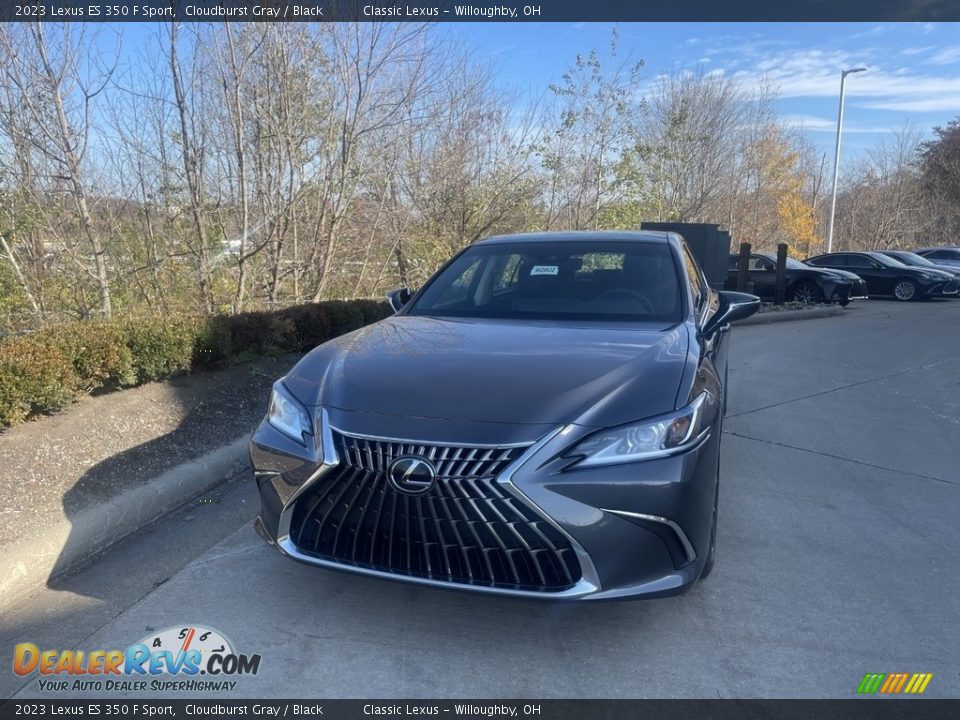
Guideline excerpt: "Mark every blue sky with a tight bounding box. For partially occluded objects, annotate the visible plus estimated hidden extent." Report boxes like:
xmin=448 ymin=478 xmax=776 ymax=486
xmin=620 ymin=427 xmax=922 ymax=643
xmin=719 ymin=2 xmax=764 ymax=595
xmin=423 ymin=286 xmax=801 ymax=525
xmin=448 ymin=22 xmax=960 ymax=157
xmin=108 ymin=22 xmax=960 ymax=160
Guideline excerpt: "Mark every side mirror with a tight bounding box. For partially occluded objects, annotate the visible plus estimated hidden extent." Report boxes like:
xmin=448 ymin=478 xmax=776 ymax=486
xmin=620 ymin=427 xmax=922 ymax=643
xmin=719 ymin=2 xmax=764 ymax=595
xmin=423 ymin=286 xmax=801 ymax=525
xmin=703 ymin=291 xmax=760 ymax=335
xmin=386 ymin=287 xmax=412 ymax=313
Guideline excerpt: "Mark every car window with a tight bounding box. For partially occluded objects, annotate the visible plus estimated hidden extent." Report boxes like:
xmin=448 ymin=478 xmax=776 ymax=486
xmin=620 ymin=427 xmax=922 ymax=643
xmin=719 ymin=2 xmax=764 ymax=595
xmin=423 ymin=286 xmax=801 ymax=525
xmin=901 ymin=254 xmax=934 ymax=267
xmin=845 ymin=255 xmax=876 ymax=269
xmin=809 ymin=255 xmax=841 ymax=267
xmin=680 ymin=244 xmax=708 ymax=312
xmin=748 ymin=256 xmax=774 ymax=271
xmin=492 ymin=254 xmax=522 ymax=293
xmin=428 ymin=256 xmax=483 ymax=307
xmin=410 ymin=241 xmax=683 ymax=323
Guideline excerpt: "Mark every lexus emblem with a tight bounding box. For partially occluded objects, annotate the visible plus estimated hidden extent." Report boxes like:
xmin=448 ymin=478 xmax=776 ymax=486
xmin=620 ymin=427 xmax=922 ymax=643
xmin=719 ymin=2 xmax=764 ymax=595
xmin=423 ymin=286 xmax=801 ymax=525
xmin=387 ymin=456 xmax=437 ymax=495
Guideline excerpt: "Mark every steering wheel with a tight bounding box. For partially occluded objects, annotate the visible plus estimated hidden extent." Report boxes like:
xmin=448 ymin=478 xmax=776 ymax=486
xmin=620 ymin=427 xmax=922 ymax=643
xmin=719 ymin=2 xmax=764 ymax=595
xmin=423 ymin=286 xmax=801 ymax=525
xmin=597 ymin=288 xmax=656 ymax=313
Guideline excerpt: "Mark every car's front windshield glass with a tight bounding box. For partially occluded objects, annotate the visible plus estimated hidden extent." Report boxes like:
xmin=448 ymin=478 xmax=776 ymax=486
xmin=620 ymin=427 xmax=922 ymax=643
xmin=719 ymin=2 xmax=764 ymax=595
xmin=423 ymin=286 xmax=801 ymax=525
xmin=871 ymin=253 xmax=906 ymax=267
xmin=761 ymin=254 xmax=806 ymax=269
xmin=408 ymin=241 xmax=683 ymax=323
xmin=897 ymin=253 xmax=935 ymax=267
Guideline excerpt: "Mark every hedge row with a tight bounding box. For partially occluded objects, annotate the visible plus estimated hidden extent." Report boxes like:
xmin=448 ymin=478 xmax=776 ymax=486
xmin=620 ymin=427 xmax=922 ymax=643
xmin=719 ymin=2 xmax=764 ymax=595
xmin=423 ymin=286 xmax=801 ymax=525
xmin=0 ymin=299 xmax=393 ymax=428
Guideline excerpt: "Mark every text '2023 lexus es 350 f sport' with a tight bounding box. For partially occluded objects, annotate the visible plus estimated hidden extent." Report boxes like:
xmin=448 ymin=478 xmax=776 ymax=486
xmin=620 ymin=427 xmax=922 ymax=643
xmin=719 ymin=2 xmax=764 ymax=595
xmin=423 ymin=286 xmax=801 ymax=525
xmin=250 ymin=231 xmax=760 ymax=600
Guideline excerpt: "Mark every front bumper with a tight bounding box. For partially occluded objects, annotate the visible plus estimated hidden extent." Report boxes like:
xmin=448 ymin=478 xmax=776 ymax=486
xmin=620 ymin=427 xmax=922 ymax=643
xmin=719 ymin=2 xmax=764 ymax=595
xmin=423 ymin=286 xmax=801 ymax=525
xmin=821 ymin=281 xmax=852 ymax=304
xmin=251 ymin=408 xmax=720 ymax=601
xmin=849 ymin=279 xmax=869 ymax=300
xmin=938 ymin=279 xmax=959 ymax=296
xmin=919 ymin=279 xmax=958 ymax=297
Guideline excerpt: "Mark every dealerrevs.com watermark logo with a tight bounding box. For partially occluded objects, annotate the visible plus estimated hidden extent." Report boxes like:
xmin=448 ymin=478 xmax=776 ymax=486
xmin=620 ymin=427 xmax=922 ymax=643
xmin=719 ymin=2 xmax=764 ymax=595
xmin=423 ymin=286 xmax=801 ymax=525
xmin=13 ymin=625 xmax=261 ymax=693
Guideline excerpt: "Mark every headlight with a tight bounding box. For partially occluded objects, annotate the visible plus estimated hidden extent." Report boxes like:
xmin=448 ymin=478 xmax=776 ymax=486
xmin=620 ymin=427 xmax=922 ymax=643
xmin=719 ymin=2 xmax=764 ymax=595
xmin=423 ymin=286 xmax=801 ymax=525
xmin=267 ymin=381 xmax=313 ymax=444
xmin=566 ymin=392 xmax=715 ymax=468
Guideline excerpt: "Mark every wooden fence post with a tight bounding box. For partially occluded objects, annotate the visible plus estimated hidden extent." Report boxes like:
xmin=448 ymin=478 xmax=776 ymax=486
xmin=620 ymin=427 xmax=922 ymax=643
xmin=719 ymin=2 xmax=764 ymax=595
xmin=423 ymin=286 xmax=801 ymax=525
xmin=775 ymin=243 xmax=788 ymax=305
xmin=736 ymin=243 xmax=751 ymax=292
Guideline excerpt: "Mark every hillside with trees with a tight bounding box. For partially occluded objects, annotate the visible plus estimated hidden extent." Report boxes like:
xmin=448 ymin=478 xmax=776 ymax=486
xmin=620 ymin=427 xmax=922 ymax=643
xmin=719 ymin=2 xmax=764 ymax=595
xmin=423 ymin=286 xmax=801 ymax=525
xmin=0 ymin=23 xmax=955 ymax=330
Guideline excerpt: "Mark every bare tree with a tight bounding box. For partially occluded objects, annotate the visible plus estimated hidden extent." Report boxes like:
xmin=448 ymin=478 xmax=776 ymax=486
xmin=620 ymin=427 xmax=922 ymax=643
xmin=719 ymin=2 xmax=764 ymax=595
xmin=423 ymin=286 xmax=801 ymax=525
xmin=0 ymin=23 xmax=115 ymax=318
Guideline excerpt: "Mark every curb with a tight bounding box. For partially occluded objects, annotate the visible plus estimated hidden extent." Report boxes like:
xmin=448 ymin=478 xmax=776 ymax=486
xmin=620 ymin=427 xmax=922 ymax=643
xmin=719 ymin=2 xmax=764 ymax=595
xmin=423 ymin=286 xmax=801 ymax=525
xmin=0 ymin=434 xmax=250 ymax=612
xmin=735 ymin=304 xmax=846 ymax=326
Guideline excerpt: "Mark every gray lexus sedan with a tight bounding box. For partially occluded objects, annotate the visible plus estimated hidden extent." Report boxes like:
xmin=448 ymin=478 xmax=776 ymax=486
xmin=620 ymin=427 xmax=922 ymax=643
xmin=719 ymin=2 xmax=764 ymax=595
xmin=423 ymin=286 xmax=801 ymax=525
xmin=250 ymin=231 xmax=759 ymax=600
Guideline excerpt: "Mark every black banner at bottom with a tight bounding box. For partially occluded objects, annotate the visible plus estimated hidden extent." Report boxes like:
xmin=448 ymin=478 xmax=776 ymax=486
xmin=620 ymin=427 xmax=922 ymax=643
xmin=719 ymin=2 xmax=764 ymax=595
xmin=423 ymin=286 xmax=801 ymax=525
xmin=1 ymin=700 xmax=958 ymax=720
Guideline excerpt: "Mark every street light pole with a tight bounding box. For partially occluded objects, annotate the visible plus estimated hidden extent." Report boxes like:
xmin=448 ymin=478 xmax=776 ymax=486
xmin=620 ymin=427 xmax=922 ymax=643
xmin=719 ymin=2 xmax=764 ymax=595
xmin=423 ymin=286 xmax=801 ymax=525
xmin=826 ymin=67 xmax=866 ymax=254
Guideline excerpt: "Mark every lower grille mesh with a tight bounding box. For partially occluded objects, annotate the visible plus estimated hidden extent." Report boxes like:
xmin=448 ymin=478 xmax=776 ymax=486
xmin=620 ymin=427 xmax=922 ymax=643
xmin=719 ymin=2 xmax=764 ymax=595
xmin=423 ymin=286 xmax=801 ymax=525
xmin=289 ymin=432 xmax=582 ymax=592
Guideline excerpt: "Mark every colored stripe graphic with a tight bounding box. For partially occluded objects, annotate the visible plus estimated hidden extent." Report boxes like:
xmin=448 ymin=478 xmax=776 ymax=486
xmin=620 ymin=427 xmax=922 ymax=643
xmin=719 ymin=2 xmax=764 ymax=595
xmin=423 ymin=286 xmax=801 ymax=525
xmin=857 ymin=674 xmax=886 ymax=693
xmin=905 ymin=673 xmax=933 ymax=694
xmin=858 ymin=672 xmax=933 ymax=694
xmin=880 ymin=674 xmax=899 ymax=693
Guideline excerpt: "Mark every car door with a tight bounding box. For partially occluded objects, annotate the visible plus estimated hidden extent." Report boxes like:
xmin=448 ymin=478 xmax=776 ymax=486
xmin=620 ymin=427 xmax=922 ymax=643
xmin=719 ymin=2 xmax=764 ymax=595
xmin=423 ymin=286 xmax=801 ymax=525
xmin=927 ymin=249 xmax=960 ymax=269
xmin=746 ymin=255 xmax=777 ymax=299
xmin=845 ymin=254 xmax=891 ymax=295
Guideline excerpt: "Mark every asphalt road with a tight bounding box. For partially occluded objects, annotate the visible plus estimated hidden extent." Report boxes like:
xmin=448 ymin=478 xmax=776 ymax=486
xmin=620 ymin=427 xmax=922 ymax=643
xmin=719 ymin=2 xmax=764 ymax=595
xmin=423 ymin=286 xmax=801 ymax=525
xmin=3 ymin=299 xmax=959 ymax=699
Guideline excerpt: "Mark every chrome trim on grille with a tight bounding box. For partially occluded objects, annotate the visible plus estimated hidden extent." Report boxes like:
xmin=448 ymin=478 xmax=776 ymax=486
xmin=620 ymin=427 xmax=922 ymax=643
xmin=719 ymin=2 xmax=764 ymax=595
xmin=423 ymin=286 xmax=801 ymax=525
xmin=274 ymin=412 xmax=597 ymax=597
xmin=328 ymin=425 xmax=533 ymax=449
xmin=497 ymin=425 xmax=601 ymax=593
xmin=603 ymin=508 xmax=697 ymax=565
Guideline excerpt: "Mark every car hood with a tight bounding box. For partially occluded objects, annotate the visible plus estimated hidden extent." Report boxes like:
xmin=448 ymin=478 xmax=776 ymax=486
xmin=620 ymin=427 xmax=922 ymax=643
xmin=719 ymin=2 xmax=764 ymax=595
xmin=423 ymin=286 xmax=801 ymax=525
xmin=817 ymin=268 xmax=862 ymax=282
xmin=923 ymin=268 xmax=959 ymax=279
xmin=283 ymin=315 xmax=689 ymax=429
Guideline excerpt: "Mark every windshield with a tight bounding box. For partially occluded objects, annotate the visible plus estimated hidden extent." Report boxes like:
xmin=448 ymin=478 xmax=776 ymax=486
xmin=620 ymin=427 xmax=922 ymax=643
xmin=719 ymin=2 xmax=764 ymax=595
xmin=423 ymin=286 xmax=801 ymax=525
xmin=869 ymin=252 xmax=906 ymax=268
xmin=891 ymin=252 xmax=935 ymax=267
xmin=760 ymin=253 xmax=806 ymax=270
xmin=409 ymin=241 xmax=683 ymax=323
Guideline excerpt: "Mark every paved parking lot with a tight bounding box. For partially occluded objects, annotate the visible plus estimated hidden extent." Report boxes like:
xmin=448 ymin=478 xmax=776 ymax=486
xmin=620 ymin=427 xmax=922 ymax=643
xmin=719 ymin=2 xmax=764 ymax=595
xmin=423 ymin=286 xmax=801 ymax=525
xmin=3 ymin=299 xmax=959 ymax=699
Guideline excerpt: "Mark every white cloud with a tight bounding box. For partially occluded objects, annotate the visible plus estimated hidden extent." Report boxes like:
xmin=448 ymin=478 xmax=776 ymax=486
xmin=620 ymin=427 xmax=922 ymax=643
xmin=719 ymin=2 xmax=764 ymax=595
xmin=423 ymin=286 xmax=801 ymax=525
xmin=860 ymin=96 xmax=960 ymax=112
xmin=925 ymin=46 xmax=960 ymax=65
xmin=781 ymin=114 xmax=888 ymax=133
xmin=707 ymin=45 xmax=960 ymax=114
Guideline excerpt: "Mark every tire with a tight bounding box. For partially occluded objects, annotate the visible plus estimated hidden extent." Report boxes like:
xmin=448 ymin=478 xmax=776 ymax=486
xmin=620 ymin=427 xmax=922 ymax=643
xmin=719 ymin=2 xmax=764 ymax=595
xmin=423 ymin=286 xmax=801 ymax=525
xmin=792 ymin=280 xmax=822 ymax=305
xmin=894 ymin=279 xmax=918 ymax=302
xmin=839 ymin=298 xmax=850 ymax=307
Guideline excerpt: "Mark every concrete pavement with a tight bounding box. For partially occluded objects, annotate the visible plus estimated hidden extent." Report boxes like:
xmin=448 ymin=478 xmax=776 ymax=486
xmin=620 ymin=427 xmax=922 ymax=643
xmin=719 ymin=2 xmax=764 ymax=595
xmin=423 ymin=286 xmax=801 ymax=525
xmin=3 ymin=299 xmax=959 ymax=699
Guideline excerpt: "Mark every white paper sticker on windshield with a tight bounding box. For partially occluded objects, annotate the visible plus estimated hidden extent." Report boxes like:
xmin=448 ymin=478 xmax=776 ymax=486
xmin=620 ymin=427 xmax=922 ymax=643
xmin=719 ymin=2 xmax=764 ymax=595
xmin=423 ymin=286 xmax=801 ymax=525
xmin=530 ymin=265 xmax=559 ymax=276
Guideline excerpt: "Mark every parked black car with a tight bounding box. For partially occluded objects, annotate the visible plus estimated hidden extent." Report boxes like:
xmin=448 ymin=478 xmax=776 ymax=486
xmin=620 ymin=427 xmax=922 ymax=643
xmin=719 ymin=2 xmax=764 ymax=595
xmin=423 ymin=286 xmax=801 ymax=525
xmin=879 ymin=250 xmax=960 ymax=284
xmin=915 ymin=247 xmax=960 ymax=271
xmin=725 ymin=252 xmax=867 ymax=305
xmin=805 ymin=251 xmax=959 ymax=301
xmin=250 ymin=231 xmax=760 ymax=600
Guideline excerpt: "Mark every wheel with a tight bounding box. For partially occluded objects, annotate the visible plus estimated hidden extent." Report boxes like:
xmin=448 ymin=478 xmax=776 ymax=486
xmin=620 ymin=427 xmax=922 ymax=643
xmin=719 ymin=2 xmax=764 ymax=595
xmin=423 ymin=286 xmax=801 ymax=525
xmin=792 ymin=280 xmax=822 ymax=305
xmin=839 ymin=298 xmax=850 ymax=307
xmin=894 ymin=279 xmax=917 ymax=302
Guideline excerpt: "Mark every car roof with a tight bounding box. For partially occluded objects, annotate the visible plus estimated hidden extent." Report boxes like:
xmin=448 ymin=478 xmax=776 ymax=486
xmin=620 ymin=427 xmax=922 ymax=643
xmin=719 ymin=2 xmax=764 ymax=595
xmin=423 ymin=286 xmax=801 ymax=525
xmin=916 ymin=247 xmax=960 ymax=252
xmin=475 ymin=230 xmax=675 ymax=245
xmin=814 ymin=251 xmax=879 ymax=258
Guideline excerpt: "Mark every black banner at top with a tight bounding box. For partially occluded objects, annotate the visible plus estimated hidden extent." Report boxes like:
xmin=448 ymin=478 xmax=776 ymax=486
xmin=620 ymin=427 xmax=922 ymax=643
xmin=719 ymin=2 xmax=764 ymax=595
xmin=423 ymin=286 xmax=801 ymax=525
xmin=2 ymin=0 xmax=960 ymax=22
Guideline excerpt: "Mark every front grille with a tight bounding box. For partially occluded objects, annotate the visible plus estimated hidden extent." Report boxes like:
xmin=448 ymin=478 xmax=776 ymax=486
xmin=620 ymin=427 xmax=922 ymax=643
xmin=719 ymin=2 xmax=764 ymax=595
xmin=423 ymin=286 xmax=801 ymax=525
xmin=289 ymin=431 xmax=582 ymax=592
